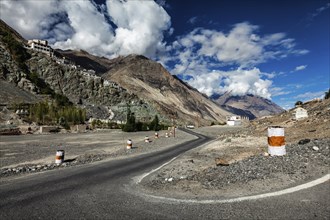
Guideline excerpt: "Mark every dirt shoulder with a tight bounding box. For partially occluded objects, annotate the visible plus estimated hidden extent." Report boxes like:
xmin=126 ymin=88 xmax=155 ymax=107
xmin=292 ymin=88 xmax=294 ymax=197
xmin=0 ymin=129 xmax=196 ymax=179
xmin=139 ymin=100 xmax=330 ymax=199
xmin=139 ymin=126 xmax=329 ymax=199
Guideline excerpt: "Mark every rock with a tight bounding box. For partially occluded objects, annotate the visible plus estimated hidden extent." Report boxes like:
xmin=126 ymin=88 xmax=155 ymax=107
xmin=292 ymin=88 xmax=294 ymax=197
xmin=215 ymin=158 xmax=230 ymax=166
xmin=298 ymin=139 xmax=311 ymax=145
xmin=263 ymin=152 xmax=270 ymax=157
xmin=312 ymin=146 xmax=319 ymax=151
xmin=168 ymin=177 xmax=173 ymax=182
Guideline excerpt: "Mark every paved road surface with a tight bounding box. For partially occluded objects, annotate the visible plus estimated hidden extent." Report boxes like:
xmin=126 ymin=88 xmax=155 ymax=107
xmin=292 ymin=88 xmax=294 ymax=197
xmin=1 ymin=129 xmax=329 ymax=219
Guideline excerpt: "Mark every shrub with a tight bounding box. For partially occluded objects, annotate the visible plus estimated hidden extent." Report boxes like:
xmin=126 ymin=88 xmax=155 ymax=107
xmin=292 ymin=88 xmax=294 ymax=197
xmin=325 ymin=89 xmax=330 ymax=99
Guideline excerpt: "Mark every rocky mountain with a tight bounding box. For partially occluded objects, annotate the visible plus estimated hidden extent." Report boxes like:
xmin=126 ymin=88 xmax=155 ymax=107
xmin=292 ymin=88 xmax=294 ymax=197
xmin=0 ymin=19 xmax=141 ymax=121
xmin=212 ymin=92 xmax=284 ymax=119
xmin=102 ymin=54 xmax=230 ymax=125
xmin=55 ymin=49 xmax=114 ymax=74
xmin=0 ymin=19 xmax=229 ymax=126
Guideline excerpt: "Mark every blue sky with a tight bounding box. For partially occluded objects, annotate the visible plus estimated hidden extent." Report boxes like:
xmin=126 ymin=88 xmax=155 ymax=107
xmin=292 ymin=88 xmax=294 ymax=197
xmin=1 ymin=0 xmax=329 ymax=109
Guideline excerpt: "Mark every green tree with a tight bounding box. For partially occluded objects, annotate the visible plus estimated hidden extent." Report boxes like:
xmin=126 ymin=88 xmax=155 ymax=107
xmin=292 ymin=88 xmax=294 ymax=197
xmin=149 ymin=115 xmax=160 ymax=131
xmin=122 ymin=106 xmax=136 ymax=132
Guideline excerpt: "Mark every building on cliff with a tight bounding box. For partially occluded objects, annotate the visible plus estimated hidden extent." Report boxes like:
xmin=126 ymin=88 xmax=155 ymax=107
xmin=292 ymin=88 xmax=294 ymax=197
xmin=26 ymin=39 xmax=53 ymax=56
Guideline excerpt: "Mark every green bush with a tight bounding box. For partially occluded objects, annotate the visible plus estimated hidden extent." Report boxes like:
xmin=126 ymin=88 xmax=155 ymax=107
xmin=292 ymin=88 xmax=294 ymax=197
xmin=325 ymin=89 xmax=330 ymax=99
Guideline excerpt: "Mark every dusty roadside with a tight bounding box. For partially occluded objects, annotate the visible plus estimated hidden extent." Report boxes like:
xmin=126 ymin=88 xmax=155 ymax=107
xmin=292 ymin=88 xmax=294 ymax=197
xmin=139 ymin=99 xmax=330 ymax=199
xmin=0 ymin=129 xmax=197 ymax=179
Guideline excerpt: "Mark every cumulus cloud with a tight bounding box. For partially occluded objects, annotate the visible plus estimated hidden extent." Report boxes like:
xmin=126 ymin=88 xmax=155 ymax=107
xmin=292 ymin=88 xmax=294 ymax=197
xmin=106 ymin=0 xmax=171 ymax=57
xmin=166 ymin=22 xmax=308 ymax=99
xmin=0 ymin=0 xmax=62 ymax=39
xmin=168 ymin=22 xmax=308 ymax=69
xmin=0 ymin=0 xmax=171 ymax=58
xmin=186 ymin=68 xmax=272 ymax=99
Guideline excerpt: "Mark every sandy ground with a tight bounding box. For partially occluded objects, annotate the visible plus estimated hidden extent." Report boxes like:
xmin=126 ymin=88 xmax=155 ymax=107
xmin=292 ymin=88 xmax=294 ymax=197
xmin=0 ymin=129 xmax=196 ymax=169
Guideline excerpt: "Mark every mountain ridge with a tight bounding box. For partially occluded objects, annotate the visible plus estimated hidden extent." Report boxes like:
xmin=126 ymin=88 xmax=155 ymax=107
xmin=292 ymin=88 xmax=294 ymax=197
xmin=212 ymin=92 xmax=284 ymax=119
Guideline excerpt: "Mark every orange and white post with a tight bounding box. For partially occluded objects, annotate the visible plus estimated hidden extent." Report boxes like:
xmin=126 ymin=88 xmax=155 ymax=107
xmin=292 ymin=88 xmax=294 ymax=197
xmin=267 ymin=126 xmax=286 ymax=156
xmin=55 ymin=150 xmax=65 ymax=164
xmin=144 ymin=136 xmax=150 ymax=143
xmin=127 ymin=139 xmax=132 ymax=150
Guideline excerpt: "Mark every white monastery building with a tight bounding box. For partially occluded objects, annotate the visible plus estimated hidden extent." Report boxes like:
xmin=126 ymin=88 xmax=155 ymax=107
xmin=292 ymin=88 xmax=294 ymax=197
xmin=27 ymin=39 xmax=53 ymax=56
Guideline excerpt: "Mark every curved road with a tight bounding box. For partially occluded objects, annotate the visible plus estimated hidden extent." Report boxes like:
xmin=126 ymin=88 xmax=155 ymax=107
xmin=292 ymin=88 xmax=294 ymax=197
xmin=1 ymin=129 xmax=329 ymax=219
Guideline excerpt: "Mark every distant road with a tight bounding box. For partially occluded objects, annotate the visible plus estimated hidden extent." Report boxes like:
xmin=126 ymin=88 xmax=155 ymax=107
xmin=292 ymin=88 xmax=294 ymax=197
xmin=1 ymin=129 xmax=329 ymax=219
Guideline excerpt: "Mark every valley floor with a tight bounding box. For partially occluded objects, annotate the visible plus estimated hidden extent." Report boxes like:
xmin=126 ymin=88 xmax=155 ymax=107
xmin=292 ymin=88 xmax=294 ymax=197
xmin=1 ymin=125 xmax=329 ymax=200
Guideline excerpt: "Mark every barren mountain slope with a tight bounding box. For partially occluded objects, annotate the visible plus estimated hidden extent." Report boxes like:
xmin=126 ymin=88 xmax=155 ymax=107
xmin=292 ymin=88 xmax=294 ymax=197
xmin=103 ymin=55 xmax=230 ymax=125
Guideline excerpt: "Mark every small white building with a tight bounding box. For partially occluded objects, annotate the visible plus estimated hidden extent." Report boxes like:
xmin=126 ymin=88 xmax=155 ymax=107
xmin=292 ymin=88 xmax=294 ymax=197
xmin=226 ymin=115 xmax=242 ymax=126
xmin=27 ymin=39 xmax=53 ymax=56
xmin=294 ymin=107 xmax=308 ymax=120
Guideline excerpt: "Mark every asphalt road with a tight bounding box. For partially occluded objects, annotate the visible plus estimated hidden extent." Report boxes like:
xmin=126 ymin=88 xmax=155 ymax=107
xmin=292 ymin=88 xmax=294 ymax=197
xmin=1 ymin=129 xmax=329 ymax=219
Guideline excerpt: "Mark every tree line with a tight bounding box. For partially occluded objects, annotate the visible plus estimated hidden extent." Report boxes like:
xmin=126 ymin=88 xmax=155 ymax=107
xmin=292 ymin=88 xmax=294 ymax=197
xmin=122 ymin=106 xmax=169 ymax=132
xmin=24 ymin=101 xmax=86 ymax=129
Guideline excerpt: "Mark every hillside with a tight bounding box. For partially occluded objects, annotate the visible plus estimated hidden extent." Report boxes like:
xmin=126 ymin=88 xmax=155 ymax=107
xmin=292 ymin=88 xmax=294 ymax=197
xmin=0 ymin=20 xmax=229 ymax=126
xmin=250 ymin=98 xmax=330 ymax=143
xmin=213 ymin=92 xmax=284 ymax=119
xmin=103 ymin=54 xmax=230 ymax=125
xmin=56 ymin=49 xmax=114 ymax=74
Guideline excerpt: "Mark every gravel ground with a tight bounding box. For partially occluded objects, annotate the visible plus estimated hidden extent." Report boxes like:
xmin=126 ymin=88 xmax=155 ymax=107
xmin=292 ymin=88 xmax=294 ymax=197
xmin=140 ymin=131 xmax=329 ymax=199
xmin=0 ymin=129 xmax=196 ymax=178
xmin=140 ymin=101 xmax=330 ymax=199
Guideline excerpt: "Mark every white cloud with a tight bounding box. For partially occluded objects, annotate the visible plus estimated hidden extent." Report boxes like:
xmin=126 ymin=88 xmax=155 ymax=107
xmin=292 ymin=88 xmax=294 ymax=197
xmin=295 ymin=91 xmax=325 ymax=100
xmin=166 ymin=22 xmax=308 ymax=98
xmin=0 ymin=0 xmax=171 ymax=58
xmin=186 ymin=67 xmax=272 ymax=99
xmin=0 ymin=0 xmax=62 ymax=39
xmin=294 ymin=65 xmax=307 ymax=72
xmin=168 ymin=22 xmax=308 ymax=69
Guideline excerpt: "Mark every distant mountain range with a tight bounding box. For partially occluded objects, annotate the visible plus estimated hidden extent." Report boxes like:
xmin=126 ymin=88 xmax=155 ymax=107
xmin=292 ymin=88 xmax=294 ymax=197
xmin=0 ymin=19 xmax=283 ymax=126
xmin=212 ymin=92 xmax=284 ymax=119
